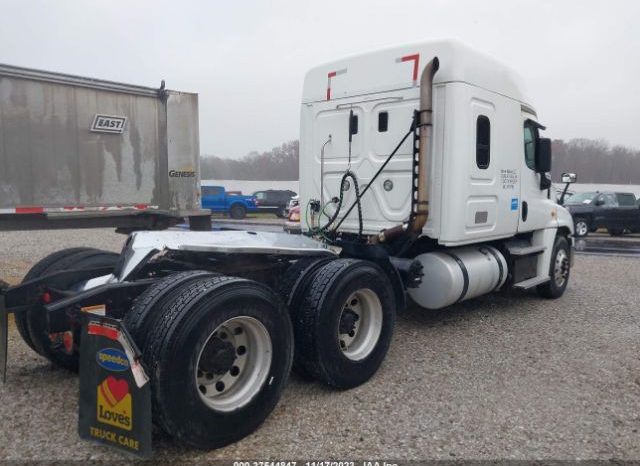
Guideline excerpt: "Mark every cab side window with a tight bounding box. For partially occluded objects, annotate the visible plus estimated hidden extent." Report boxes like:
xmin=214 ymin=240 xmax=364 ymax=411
xmin=476 ymin=115 xmax=490 ymax=169
xmin=524 ymin=125 xmax=537 ymax=170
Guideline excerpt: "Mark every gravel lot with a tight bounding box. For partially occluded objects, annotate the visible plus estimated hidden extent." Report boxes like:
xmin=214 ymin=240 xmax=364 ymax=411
xmin=1 ymin=228 xmax=639 ymax=461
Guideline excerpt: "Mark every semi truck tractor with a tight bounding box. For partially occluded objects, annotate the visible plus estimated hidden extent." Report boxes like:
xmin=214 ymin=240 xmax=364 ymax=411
xmin=0 ymin=40 xmax=574 ymax=457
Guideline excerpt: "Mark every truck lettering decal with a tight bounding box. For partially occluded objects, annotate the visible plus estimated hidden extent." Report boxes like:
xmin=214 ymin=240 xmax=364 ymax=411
xmin=500 ymin=169 xmax=518 ymax=190
xmin=169 ymin=170 xmax=196 ymax=178
xmin=91 ymin=114 xmax=127 ymax=134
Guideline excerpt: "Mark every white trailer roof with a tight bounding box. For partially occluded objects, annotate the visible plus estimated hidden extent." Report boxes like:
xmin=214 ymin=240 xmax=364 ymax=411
xmin=302 ymin=39 xmax=531 ymax=108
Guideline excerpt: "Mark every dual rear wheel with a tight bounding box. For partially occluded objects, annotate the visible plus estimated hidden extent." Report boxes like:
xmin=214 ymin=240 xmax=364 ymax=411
xmin=282 ymin=257 xmax=396 ymax=389
xmin=126 ymin=273 xmax=293 ymax=450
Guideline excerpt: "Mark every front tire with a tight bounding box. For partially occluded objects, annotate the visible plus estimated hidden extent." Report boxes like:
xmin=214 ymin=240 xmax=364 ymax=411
xmin=293 ymin=259 xmax=396 ymax=389
xmin=574 ymin=218 xmax=589 ymax=237
xmin=143 ymin=276 xmax=293 ymax=449
xmin=537 ymin=236 xmax=571 ymax=299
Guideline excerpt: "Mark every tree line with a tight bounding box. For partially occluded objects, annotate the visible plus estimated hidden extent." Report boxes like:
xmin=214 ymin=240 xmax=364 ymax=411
xmin=201 ymin=140 xmax=299 ymax=181
xmin=201 ymin=138 xmax=640 ymax=184
xmin=551 ymin=139 xmax=640 ymax=184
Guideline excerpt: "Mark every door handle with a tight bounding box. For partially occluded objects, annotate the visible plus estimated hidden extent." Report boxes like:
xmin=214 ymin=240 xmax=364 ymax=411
xmin=522 ymin=201 xmax=528 ymax=222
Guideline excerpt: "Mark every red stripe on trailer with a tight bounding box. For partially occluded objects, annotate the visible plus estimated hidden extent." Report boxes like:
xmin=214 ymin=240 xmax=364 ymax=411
xmin=87 ymin=322 xmax=120 ymax=341
xmin=15 ymin=207 xmax=44 ymax=214
xmin=399 ymin=53 xmax=420 ymax=83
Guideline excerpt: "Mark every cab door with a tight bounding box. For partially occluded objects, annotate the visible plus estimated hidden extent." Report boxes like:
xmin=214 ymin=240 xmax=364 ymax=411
xmin=518 ymin=117 xmax=552 ymax=232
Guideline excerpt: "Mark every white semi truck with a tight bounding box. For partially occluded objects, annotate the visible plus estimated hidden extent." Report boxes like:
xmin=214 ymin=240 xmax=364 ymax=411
xmin=0 ymin=40 xmax=575 ymax=456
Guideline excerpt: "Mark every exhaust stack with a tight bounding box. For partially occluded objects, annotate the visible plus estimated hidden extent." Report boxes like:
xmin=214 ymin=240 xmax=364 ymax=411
xmin=377 ymin=57 xmax=439 ymax=243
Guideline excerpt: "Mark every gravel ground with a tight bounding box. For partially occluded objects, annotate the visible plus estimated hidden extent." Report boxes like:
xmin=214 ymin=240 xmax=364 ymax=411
xmin=1 ymin=228 xmax=639 ymax=461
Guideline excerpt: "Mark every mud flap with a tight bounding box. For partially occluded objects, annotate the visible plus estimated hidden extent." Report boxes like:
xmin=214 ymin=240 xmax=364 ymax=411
xmin=0 ymin=294 xmax=7 ymax=383
xmin=78 ymin=315 xmax=152 ymax=458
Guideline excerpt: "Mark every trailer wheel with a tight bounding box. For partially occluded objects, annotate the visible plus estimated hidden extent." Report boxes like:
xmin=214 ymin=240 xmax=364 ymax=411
xmin=294 ymin=259 xmax=395 ymax=389
xmin=229 ymin=204 xmax=246 ymax=219
xmin=123 ymin=270 xmax=218 ymax=348
xmin=143 ymin=276 xmax=293 ymax=449
xmin=24 ymin=248 xmax=119 ymax=370
xmin=537 ymin=236 xmax=571 ymax=299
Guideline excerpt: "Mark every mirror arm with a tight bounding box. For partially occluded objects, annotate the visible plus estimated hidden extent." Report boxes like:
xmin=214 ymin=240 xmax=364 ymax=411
xmin=559 ymin=182 xmax=570 ymax=205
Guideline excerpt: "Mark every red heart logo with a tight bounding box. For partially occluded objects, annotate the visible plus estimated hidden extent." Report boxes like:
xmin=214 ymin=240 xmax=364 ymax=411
xmin=105 ymin=376 xmax=129 ymax=403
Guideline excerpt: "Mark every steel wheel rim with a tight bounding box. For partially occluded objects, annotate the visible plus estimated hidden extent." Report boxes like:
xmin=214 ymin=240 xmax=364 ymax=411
xmin=554 ymin=248 xmax=569 ymax=287
xmin=337 ymin=288 xmax=383 ymax=361
xmin=576 ymin=221 xmax=587 ymax=236
xmin=195 ymin=316 xmax=272 ymax=412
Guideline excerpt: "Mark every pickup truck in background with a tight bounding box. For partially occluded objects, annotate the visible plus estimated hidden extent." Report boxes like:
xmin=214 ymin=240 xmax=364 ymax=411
xmin=201 ymin=185 xmax=257 ymax=219
xmin=252 ymin=189 xmax=297 ymax=217
xmin=565 ymin=191 xmax=640 ymax=237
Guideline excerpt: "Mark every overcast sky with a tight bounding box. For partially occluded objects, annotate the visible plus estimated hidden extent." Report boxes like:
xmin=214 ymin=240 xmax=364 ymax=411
xmin=1 ymin=0 xmax=639 ymax=158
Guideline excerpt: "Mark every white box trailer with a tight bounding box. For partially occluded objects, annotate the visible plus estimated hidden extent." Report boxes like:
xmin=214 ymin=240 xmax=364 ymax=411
xmin=0 ymin=63 xmax=210 ymax=231
xmin=0 ymin=40 xmax=576 ymax=457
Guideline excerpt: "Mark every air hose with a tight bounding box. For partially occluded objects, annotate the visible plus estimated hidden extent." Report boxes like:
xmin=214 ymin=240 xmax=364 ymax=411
xmin=320 ymin=170 xmax=363 ymax=238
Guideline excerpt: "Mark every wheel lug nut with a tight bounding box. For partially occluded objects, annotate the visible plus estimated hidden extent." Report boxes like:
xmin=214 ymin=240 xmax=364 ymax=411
xmin=215 ymin=381 xmax=225 ymax=392
xmin=237 ymin=345 xmax=246 ymax=355
xmin=230 ymin=366 xmax=240 ymax=377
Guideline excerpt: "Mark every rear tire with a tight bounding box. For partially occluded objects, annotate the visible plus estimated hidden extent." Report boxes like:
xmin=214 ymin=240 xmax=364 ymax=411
xmin=123 ymin=270 xmax=218 ymax=348
xmin=279 ymin=256 xmax=334 ymax=378
xmin=16 ymin=247 xmax=94 ymax=353
xmin=143 ymin=276 xmax=293 ymax=449
xmin=23 ymin=248 xmax=119 ymax=370
xmin=293 ymin=259 xmax=395 ymax=389
xmin=537 ymin=236 xmax=571 ymax=299
xmin=229 ymin=204 xmax=246 ymax=219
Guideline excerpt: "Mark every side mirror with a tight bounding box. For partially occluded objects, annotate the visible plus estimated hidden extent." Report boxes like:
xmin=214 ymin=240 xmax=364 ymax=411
xmin=535 ymin=138 xmax=552 ymax=173
xmin=595 ymin=198 xmax=605 ymax=207
xmin=561 ymin=172 xmax=577 ymax=184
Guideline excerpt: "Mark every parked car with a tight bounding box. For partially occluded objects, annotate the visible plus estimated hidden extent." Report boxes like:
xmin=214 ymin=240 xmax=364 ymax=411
xmin=252 ymin=190 xmax=297 ymax=217
xmin=283 ymin=205 xmax=301 ymax=234
xmin=565 ymin=191 xmax=640 ymax=237
xmin=201 ymin=185 xmax=257 ymax=219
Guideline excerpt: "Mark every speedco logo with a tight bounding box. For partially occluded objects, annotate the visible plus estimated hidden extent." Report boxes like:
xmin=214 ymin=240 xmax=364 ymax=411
xmin=96 ymin=348 xmax=130 ymax=372
xmin=91 ymin=114 xmax=127 ymax=134
xmin=97 ymin=376 xmax=132 ymax=431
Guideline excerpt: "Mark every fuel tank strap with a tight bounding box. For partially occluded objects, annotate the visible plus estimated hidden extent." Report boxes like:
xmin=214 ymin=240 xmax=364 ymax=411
xmin=441 ymin=251 xmax=469 ymax=303
xmin=480 ymin=246 xmax=504 ymax=291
